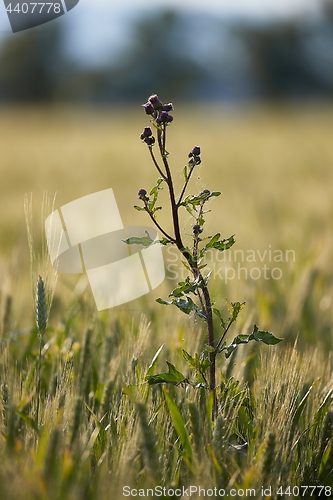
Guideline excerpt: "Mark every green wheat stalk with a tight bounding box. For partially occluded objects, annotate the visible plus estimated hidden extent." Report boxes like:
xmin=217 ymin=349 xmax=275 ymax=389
xmin=36 ymin=275 xmax=47 ymax=427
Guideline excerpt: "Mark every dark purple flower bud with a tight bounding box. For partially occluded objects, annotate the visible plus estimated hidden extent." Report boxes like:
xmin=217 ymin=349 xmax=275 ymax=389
xmin=200 ymin=189 xmax=211 ymax=197
xmin=156 ymin=111 xmax=174 ymax=124
xmin=143 ymin=102 xmax=154 ymax=115
xmin=162 ymin=103 xmax=174 ymax=112
xmin=144 ymin=136 xmax=155 ymax=146
xmin=140 ymin=126 xmax=153 ymax=140
xmin=148 ymin=94 xmax=163 ymax=110
xmin=138 ymin=188 xmax=147 ymax=199
xmin=193 ymin=224 xmax=202 ymax=235
xmin=189 ymin=146 xmax=201 ymax=157
xmin=189 ymin=155 xmax=201 ymax=166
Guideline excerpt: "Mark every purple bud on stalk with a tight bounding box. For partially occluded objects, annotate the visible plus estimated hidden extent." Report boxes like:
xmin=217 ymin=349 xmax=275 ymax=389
xmin=200 ymin=189 xmax=211 ymax=197
xmin=144 ymin=137 xmax=155 ymax=146
xmin=143 ymin=102 xmax=154 ymax=115
xmin=162 ymin=103 xmax=174 ymax=112
xmin=189 ymin=146 xmax=201 ymax=157
xmin=193 ymin=224 xmax=202 ymax=235
xmin=138 ymin=188 xmax=147 ymax=199
xmin=140 ymin=126 xmax=153 ymax=139
xmin=189 ymin=155 xmax=201 ymax=166
xmin=148 ymin=94 xmax=163 ymax=110
xmin=156 ymin=111 xmax=173 ymax=124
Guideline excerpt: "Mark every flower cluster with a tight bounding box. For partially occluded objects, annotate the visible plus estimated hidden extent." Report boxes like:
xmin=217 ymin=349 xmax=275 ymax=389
xmin=140 ymin=126 xmax=155 ymax=146
xmin=142 ymin=94 xmax=174 ymax=124
xmin=188 ymin=145 xmax=201 ymax=166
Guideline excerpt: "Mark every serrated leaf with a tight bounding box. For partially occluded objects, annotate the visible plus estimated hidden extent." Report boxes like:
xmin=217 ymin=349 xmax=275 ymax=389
xmin=205 ymin=234 xmax=235 ymax=252
xmin=123 ymin=231 xmax=155 ymax=248
xmin=146 ymin=361 xmax=187 ymax=386
xmin=230 ymin=301 xmax=246 ymax=322
xmin=250 ymin=324 xmax=283 ymax=345
xmin=169 ymin=278 xmax=197 ymax=298
xmin=222 ymin=334 xmax=252 ymax=358
xmin=182 ymin=350 xmax=198 ymax=370
xmin=222 ymin=325 xmax=282 ymax=358
xmin=213 ymin=308 xmax=226 ymax=329
xmin=205 ymin=233 xmax=221 ymax=249
xmin=174 ymin=297 xmax=197 ymax=315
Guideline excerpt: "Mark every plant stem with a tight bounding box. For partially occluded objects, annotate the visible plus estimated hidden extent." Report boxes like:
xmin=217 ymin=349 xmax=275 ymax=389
xmin=177 ymin=165 xmax=195 ymax=206
xmin=157 ymin=124 xmax=217 ymax=417
xmin=36 ymin=334 xmax=43 ymax=427
xmin=157 ymin=126 xmax=183 ymax=247
xmin=143 ymin=202 xmax=176 ymax=243
xmin=149 ymin=148 xmax=167 ymax=181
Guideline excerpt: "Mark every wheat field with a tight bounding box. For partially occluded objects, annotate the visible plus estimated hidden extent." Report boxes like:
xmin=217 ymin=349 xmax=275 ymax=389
xmin=0 ymin=103 xmax=332 ymax=499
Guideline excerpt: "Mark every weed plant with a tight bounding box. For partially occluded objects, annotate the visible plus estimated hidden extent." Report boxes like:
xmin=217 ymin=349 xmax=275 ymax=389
xmin=0 ymin=103 xmax=332 ymax=499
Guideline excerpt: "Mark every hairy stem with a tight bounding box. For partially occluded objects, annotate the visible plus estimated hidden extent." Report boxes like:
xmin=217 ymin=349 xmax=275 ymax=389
xmin=157 ymin=124 xmax=217 ymax=416
xmin=149 ymin=147 xmax=167 ymax=181
xmin=177 ymin=165 xmax=195 ymax=206
xmin=143 ymin=202 xmax=176 ymax=243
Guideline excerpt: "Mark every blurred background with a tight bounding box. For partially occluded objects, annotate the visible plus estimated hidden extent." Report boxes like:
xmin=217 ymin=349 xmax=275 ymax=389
xmin=0 ymin=0 xmax=332 ymax=349
xmin=0 ymin=0 xmax=333 ymax=102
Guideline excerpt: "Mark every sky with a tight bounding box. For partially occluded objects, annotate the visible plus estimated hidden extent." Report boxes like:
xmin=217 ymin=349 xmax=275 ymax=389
xmin=0 ymin=0 xmax=327 ymax=65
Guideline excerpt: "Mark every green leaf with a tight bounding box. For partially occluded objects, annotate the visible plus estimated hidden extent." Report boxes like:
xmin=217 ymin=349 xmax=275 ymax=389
xmin=291 ymin=378 xmax=319 ymax=435
xmin=146 ymin=361 xmax=187 ymax=386
xmin=156 ymin=297 xmax=172 ymax=306
xmin=250 ymin=324 xmax=283 ymax=345
xmin=205 ymin=233 xmax=221 ymax=249
xmin=227 ymin=301 xmax=246 ymax=322
xmin=182 ymin=350 xmax=198 ymax=370
xmin=123 ymin=231 xmax=155 ymax=248
xmin=221 ymin=324 xmax=282 ymax=358
xmin=174 ymin=297 xmax=197 ymax=315
xmin=169 ymin=277 xmax=198 ymax=298
xmin=149 ymin=177 xmax=164 ymax=196
xmin=204 ymin=345 xmax=216 ymax=353
xmin=222 ymin=334 xmax=252 ymax=358
xmin=158 ymin=238 xmax=173 ymax=246
xmin=205 ymin=234 xmax=235 ymax=252
xmin=17 ymin=410 xmax=38 ymax=433
xmin=163 ymin=388 xmax=193 ymax=468
xmin=213 ymin=308 xmax=226 ymax=329
xmin=200 ymin=358 xmax=212 ymax=372
xmin=146 ymin=344 xmax=165 ymax=377
xmin=134 ymin=205 xmax=146 ymax=211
